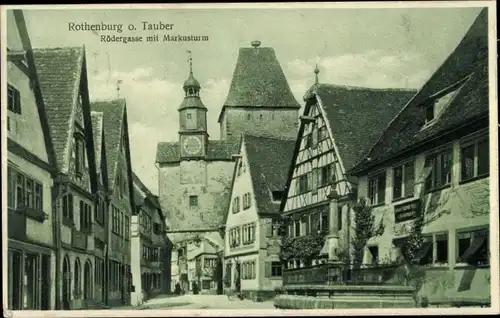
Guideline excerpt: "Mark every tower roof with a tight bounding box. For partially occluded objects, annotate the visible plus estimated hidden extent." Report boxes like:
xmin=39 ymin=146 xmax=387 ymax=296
xmin=183 ymin=51 xmax=201 ymax=89
xmin=183 ymin=72 xmax=201 ymax=89
xmin=218 ymin=41 xmax=300 ymax=122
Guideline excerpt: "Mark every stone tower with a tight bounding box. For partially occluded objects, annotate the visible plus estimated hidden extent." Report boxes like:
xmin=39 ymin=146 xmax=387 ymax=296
xmin=218 ymin=40 xmax=301 ymax=145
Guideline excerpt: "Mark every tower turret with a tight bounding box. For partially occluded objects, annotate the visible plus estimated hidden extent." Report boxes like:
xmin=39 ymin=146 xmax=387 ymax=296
xmin=178 ymin=51 xmax=208 ymax=159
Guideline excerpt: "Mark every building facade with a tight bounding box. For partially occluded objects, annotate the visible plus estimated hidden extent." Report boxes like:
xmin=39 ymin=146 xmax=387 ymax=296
xmin=33 ymin=44 xmax=99 ymax=310
xmin=6 ymin=9 xmax=57 ymax=310
xmin=131 ymin=172 xmax=172 ymax=306
xmin=279 ymin=70 xmax=416 ymax=271
xmin=91 ymin=99 xmax=136 ymax=306
xmin=223 ymin=134 xmax=295 ymax=300
xmin=90 ymin=111 xmax=109 ymax=307
xmin=156 ymin=41 xmax=300 ymax=293
xmin=185 ymin=234 xmax=223 ymax=294
xmin=349 ymin=8 xmax=490 ymax=303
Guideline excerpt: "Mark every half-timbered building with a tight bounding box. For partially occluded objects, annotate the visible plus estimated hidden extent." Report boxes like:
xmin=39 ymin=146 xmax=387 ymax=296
xmin=33 ymin=45 xmax=99 ymax=310
xmin=348 ymin=8 xmax=490 ymax=305
xmin=131 ymin=172 xmax=172 ymax=306
xmin=223 ymin=134 xmax=295 ymax=300
xmin=279 ymin=68 xmax=416 ymax=274
xmin=90 ymin=111 xmax=109 ymax=307
xmin=6 ymin=9 xmax=58 ymax=310
xmin=91 ymin=99 xmax=136 ymax=306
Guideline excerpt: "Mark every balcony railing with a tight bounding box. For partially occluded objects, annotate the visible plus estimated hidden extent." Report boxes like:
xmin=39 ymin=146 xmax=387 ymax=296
xmin=72 ymin=228 xmax=88 ymax=251
xmin=283 ymin=263 xmax=403 ymax=286
xmin=8 ymin=209 xmax=27 ymax=241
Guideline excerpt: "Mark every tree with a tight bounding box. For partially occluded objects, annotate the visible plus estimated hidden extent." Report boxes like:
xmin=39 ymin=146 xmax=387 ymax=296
xmin=351 ymin=198 xmax=375 ymax=267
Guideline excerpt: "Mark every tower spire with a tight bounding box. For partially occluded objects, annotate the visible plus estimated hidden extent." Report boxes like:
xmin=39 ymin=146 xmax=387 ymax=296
xmin=187 ymin=50 xmax=193 ymax=75
xmin=314 ymin=63 xmax=320 ymax=84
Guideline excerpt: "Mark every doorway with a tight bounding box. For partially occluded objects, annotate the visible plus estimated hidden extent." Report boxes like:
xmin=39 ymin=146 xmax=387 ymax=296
xmin=84 ymin=261 xmax=92 ymax=300
xmin=41 ymin=255 xmax=50 ymax=310
xmin=62 ymin=256 xmax=71 ymax=310
xmin=8 ymin=250 xmax=23 ymax=310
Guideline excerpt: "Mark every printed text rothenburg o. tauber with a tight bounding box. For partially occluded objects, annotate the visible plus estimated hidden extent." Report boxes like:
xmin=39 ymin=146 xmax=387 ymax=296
xmin=68 ymin=21 xmax=175 ymax=32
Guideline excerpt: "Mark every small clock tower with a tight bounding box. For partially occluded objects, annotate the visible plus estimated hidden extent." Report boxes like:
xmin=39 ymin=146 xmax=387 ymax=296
xmin=178 ymin=52 xmax=209 ymax=159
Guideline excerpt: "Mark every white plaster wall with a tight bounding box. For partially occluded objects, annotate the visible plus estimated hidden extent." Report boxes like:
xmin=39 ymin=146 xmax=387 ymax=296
xmin=357 ymin=138 xmax=490 ymax=266
xmin=9 ymin=153 xmax=54 ymax=247
xmin=225 ymin=143 xmax=259 ymax=257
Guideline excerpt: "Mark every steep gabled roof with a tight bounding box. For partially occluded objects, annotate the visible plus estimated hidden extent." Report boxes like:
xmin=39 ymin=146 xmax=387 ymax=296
xmin=10 ymin=10 xmax=58 ymax=173
xmin=245 ymin=134 xmax=296 ymax=215
xmin=90 ymin=99 xmax=126 ymax=188
xmin=155 ymin=139 xmax=239 ymax=164
xmin=91 ymin=111 xmax=104 ymax=170
xmin=33 ymin=46 xmax=85 ymax=171
xmin=133 ymin=171 xmax=165 ymax=221
xmin=217 ymin=44 xmax=300 ymax=122
xmin=350 ymin=8 xmax=489 ymax=174
xmin=312 ymin=84 xmax=416 ymax=171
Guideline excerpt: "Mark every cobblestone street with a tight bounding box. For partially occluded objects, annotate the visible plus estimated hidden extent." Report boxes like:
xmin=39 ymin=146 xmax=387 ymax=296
xmin=141 ymin=294 xmax=276 ymax=310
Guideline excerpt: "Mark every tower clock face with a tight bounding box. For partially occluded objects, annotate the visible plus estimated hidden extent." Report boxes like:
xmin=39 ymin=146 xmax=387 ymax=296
xmin=183 ymin=136 xmax=202 ymax=156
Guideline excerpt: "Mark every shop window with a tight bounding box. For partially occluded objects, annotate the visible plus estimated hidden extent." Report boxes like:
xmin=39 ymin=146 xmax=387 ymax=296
xmin=457 ymin=229 xmax=489 ymax=266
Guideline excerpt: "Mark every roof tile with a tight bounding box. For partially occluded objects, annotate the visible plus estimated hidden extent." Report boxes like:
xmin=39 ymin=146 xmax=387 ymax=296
xmin=315 ymin=84 xmax=416 ymax=171
xmin=350 ymin=8 xmax=489 ymax=173
xmin=90 ymin=99 xmax=126 ymax=187
xmin=33 ymin=46 xmax=84 ymax=170
xmin=244 ymin=134 xmax=296 ymax=215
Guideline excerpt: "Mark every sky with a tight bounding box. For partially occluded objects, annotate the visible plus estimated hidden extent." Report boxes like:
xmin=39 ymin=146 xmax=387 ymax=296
xmin=20 ymin=5 xmax=483 ymax=193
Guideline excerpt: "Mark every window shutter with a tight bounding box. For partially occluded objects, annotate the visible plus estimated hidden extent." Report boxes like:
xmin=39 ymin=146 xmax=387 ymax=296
xmin=404 ymin=163 xmax=415 ymax=197
xmin=264 ymin=262 xmax=271 ymax=278
xmin=377 ymin=174 xmax=386 ymax=204
xmin=15 ymin=90 xmax=21 ymax=114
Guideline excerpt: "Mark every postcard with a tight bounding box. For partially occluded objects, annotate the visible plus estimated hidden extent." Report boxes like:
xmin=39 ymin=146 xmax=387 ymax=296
xmin=1 ymin=2 xmax=498 ymax=317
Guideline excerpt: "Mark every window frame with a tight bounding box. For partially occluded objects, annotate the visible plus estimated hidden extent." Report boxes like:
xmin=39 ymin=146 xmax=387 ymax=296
xmin=189 ymin=195 xmax=198 ymax=208
xmin=367 ymin=171 xmax=386 ymax=206
xmin=456 ymin=227 xmax=489 ymax=266
xmin=392 ymin=160 xmax=415 ymax=201
xmin=460 ymin=137 xmax=489 ymax=182
xmin=7 ymin=84 xmax=22 ymax=114
xmin=424 ymin=148 xmax=453 ymax=192
xmin=271 ymin=261 xmax=282 ymax=277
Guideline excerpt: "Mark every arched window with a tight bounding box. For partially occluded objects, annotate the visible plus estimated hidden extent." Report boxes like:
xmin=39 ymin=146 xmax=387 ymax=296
xmin=74 ymin=258 xmax=81 ymax=298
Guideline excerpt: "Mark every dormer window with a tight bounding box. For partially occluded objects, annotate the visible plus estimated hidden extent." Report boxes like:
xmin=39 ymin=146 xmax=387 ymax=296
xmin=425 ymin=103 xmax=435 ymax=122
xmin=424 ymin=80 xmax=464 ymax=125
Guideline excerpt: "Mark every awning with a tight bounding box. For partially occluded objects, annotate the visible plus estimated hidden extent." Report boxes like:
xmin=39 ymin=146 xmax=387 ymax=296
xmin=412 ymin=242 xmax=432 ymax=264
xmin=458 ymin=234 xmax=487 ymax=263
